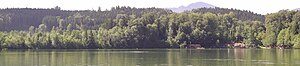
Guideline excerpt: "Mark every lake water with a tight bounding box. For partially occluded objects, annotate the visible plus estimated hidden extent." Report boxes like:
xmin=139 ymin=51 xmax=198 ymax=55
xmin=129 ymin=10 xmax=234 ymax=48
xmin=0 ymin=49 xmax=300 ymax=66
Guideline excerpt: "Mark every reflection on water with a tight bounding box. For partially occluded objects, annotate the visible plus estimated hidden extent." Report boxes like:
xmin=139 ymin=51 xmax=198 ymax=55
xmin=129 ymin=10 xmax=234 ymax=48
xmin=0 ymin=49 xmax=300 ymax=66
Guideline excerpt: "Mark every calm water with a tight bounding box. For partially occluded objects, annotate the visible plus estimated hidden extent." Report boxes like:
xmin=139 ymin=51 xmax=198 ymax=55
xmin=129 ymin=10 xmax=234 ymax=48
xmin=0 ymin=49 xmax=300 ymax=66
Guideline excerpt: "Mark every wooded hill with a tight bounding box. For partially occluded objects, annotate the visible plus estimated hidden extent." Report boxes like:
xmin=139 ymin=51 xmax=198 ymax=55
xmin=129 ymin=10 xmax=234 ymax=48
xmin=0 ymin=6 xmax=298 ymax=49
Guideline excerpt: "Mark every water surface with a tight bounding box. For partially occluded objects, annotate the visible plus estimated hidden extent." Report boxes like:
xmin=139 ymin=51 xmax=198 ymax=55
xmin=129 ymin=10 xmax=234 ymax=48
xmin=0 ymin=49 xmax=300 ymax=66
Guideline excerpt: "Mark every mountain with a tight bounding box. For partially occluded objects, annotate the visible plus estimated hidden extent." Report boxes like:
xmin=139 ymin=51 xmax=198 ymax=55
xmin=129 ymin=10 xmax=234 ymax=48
xmin=294 ymin=8 xmax=300 ymax=11
xmin=169 ymin=2 xmax=216 ymax=12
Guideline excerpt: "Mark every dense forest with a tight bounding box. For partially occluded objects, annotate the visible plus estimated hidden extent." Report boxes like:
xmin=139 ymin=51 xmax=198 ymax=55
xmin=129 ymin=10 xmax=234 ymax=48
xmin=0 ymin=6 xmax=299 ymax=49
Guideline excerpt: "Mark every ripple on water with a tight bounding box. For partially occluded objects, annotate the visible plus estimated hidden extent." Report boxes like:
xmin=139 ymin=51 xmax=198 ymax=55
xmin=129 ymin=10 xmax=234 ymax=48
xmin=255 ymin=61 xmax=275 ymax=65
xmin=200 ymin=59 xmax=246 ymax=61
xmin=250 ymin=60 xmax=268 ymax=62
xmin=294 ymin=61 xmax=300 ymax=65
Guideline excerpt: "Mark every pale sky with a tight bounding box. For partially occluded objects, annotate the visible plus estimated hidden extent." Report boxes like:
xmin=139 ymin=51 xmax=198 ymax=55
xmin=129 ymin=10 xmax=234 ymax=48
xmin=0 ymin=0 xmax=299 ymax=15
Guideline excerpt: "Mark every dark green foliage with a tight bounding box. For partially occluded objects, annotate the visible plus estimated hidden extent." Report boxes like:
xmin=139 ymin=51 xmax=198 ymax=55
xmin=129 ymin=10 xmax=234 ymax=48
xmin=191 ymin=7 xmax=265 ymax=22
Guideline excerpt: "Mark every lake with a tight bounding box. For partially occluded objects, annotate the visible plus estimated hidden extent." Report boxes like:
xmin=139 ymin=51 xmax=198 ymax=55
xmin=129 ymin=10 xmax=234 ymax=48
xmin=0 ymin=49 xmax=300 ymax=66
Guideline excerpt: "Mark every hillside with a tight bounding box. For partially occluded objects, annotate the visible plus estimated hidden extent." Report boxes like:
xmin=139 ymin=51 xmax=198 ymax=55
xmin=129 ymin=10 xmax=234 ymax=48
xmin=1 ymin=6 xmax=299 ymax=49
xmin=0 ymin=6 xmax=172 ymax=31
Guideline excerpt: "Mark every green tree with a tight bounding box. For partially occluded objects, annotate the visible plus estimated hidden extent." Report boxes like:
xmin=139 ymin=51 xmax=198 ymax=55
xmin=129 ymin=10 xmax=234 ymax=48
xmin=262 ymin=24 xmax=277 ymax=47
xmin=277 ymin=28 xmax=286 ymax=45
xmin=292 ymin=34 xmax=300 ymax=48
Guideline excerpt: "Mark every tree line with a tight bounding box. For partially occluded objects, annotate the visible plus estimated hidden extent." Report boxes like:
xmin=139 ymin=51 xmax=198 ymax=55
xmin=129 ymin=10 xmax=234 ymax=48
xmin=0 ymin=6 xmax=299 ymax=49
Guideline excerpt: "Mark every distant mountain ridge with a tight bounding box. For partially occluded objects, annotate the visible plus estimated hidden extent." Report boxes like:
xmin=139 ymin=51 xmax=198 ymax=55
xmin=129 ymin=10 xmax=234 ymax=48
xmin=294 ymin=8 xmax=300 ymax=11
xmin=169 ymin=2 xmax=216 ymax=12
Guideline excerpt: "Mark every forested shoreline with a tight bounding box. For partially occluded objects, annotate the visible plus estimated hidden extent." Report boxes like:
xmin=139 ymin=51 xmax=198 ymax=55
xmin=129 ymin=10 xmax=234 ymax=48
xmin=0 ymin=6 xmax=299 ymax=49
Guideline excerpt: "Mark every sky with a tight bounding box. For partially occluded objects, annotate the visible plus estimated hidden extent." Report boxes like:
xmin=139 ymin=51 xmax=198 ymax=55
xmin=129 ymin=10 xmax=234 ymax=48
xmin=0 ymin=0 xmax=299 ymax=15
